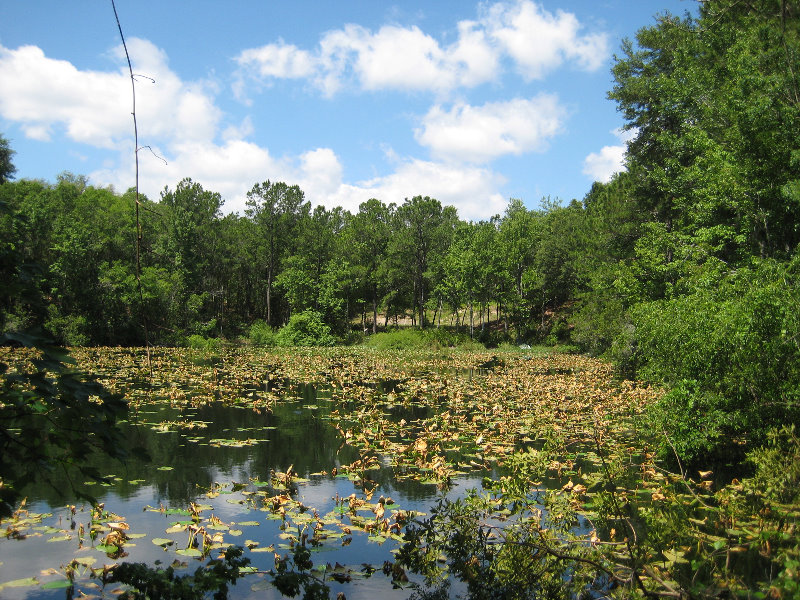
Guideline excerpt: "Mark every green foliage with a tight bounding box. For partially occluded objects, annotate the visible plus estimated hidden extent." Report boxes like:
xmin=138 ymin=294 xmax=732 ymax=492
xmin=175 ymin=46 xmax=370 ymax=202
xmin=100 ymin=545 xmax=250 ymax=599
xmin=249 ymin=319 xmax=277 ymax=347
xmin=0 ymin=331 xmax=136 ymax=517
xmin=630 ymin=258 xmax=800 ymax=464
xmin=0 ymin=133 xmax=16 ymax=184
xmin=275 ymin=310 xmax=336 ymax=347
xmin=271 ymin=544 xmax=330 ymax=599
xmin=747 ymin=425 xmax=800 ymax=505
xmin=44 ymin=309 xmax=90 ymax=346
xmin=185 ymin=334 xmax=221 ymax=351
xmin=398 ymin=484 xmax=598 ymax=599
xmin=0 ymin=198 xmax=141 ymax=517
xmin=365 ymin=329 xmax=430 ymax=350
xmin=364 ymin=328 xmax=485 ymax=351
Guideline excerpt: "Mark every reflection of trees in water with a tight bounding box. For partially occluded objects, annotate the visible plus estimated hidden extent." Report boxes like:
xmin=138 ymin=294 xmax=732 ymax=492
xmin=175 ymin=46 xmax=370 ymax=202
xmin=20 ymin=376 xmax=482 ymax=510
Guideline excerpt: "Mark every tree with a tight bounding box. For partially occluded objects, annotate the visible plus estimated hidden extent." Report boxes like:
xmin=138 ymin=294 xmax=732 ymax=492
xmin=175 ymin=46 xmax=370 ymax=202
xmin=496 ymin=199 xmax=542 ymax=335
xmin=341 ymin=199 xmax=395 ymax=333
xmin=0 ymin=199 xmax=136 ymax=517
xmin=157 ymin=179 xmax=225 ymax=337
xmin=244 ymin=181 xmax=309 ymax=326
xmin=610 ymin=2 xmax=800 ymax=268
xmin=605 ymin=1 xmax=800 ymax=464
xmin=0 ymin=133 xmax=16 ymax=184
xmin=390 ymin=196 xmax=457 ymax=328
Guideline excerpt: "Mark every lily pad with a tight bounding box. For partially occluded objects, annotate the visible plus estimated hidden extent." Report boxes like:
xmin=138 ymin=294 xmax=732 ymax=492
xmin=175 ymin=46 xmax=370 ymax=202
xmin=166 ymin=525 xmax=186 ymax=534
xmin=0 ymin=577 xmax=39 ymax=591
xmin=42 ymin=579 xmax=74 ymax=590
xmin=152 ymin=538 xmax=174 ymax=547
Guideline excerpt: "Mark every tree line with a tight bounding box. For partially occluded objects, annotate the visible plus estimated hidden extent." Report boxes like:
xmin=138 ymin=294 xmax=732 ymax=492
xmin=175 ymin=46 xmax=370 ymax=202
xmin=0 ymin=172 xmax=585 ymax=346
xmin=2 ymin=0 xmax=800 ymax=467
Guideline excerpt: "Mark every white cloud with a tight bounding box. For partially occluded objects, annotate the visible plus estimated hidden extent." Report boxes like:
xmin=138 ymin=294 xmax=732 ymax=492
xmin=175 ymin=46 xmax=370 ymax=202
xmin=0 ymin=44 xmax=129 ymax=146
xmin=222 ymin=115 xmax=254 ymax=141
xmin=582 ymin=129 xmax=634 ymax=183
xmin=238 ymin=22 xmax=499 ymax=97
xmin=1 ymin=39 xmax=511 ymax=221
xmin=0 ymin=39 xmax=221 ymax=148
xmin=236 ymin=40 xmax=316 ymax=79
xmin=416 ymin=95 xmax=565 ymax=163
xmin=91 ymin=138 xmax=282 ymax=212
xmin=314 ymin=159 xmax=508 ymax=221
xmin=234 ymin=1 xmax=606 ymax=96
xmin=483 ymin=0 xmax=609 ymax=79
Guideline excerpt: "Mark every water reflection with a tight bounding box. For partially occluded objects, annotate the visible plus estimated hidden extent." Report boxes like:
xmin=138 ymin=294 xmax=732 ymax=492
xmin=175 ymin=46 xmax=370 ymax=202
xmin=1 ymin=378 xmax=489 ymax=599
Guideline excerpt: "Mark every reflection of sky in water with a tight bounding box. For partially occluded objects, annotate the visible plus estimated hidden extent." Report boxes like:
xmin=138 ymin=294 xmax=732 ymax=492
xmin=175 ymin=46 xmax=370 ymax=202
xmin=0 ymin=393 xmax=490 ymax=599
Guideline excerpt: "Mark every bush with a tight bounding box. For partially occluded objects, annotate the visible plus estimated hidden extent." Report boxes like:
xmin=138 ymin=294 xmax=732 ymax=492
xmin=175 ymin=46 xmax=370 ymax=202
xmin=249 ymin=320 xmax=277 ymax=347
xmin=626 ymin=258 xmax=800 ymax=465
xmin=364 ymin=328 xmax=486 ymax=351
xmin=364 ymin=328 xmax=427 ymax=350
xmin=421 ymin=327 xmax=483 ymax=349
xmin=45 ymin=310 xmax=90 ymax=346
xmin=185 ymin=334 xmax=221 ymax=351
xmin=748 ymin=425 xmax=800 ymax=504
xmin=275 ymin=310 xmax=336 ymax=347
xmin=570 ymin=290 xmax=627 ymax=357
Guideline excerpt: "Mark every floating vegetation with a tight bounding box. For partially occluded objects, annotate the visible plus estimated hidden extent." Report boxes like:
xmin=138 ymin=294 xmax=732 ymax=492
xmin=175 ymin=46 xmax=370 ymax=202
xmin=19 ymin=346 xmax=780 ymax=599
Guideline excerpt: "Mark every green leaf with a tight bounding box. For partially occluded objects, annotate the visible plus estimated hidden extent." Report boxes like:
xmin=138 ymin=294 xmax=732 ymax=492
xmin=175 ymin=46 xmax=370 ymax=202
xmin=42 ymin=579 xmax=74 ymax=590
xmin=0 ymin=577 xmax=39 ymax=590
xmin=152 ymin=538 xmax=174 ymax=547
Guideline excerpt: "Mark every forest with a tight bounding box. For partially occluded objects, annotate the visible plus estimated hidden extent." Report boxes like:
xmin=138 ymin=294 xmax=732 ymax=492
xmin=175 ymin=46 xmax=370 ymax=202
xmin=3 ymin=0 xmax=800 ymax=467
xmin=1 ymin=2 xmax=800 ymax=597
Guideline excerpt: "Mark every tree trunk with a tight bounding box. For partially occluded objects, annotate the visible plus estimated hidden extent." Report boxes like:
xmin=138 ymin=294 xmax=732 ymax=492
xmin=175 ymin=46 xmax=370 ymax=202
xmin=419 ymin=276 xmax=425 ymax=329
xmin=469 ymin=301 xmax=474 ymax=338
xmin=372 ymin=290 xmax=378 ymax=334
xmin=266 ymin=269 xmax=272 ymax=325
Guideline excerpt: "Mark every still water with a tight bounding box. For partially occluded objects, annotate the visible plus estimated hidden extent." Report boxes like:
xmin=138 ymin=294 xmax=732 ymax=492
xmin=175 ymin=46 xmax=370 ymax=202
xmin=0 ymin=379 xmax=486 ymax=599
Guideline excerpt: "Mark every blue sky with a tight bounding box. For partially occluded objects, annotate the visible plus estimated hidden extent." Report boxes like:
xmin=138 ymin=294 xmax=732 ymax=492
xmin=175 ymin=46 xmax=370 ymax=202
xmin=0 ymin=1 xmax=696 ymax=220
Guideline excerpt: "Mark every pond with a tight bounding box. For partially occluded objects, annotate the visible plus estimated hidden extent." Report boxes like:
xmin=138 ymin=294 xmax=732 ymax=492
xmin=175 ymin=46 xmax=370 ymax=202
xmin=0 ymin=347 xmax=657 ymax=598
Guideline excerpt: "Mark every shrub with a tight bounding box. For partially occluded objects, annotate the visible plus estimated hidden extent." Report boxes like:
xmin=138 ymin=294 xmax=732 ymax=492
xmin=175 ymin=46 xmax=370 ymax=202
xmin=45 ymin=310 xmax=90 ymax=346
xmin=364 ymin=328 xmax=428 ymax=350
xmin=626 ymin=258 xmax=800 ymax=465
xmin=275 ymin=310 xmax=336 ymax=347
xmin=420 ymin=328 xmax=481 ymax=349
xmin=186 ymin=334 xmax=221 ymax=351
xmin=364 ymin=328 xmax=486 ymax=351
xmin=249 ymin=320 xmax=277 ymax=347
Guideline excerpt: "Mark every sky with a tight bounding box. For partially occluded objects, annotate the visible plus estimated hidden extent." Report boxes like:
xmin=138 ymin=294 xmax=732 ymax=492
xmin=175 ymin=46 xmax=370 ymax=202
xmin=0 ymin=1 xmax=696 ymax=221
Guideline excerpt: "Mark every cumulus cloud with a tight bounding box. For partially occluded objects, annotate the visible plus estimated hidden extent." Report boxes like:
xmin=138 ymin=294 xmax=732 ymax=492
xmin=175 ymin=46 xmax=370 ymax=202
xmin=237 ymin=22 xmax=498 ymax=97
xmin=0 ymin=39 xmax=221 ymax=148
xmin=312 ymin=158 xmax=508 ymax=221
xmin=0 ymin=44 xmax=129 ymax=146
xmin=90 ymin=138 xmax=283 ymax=212
xmin=1 ymin=37 xmax=509 ymax=220
xmin=582 ymin=128 xmax=635 ymax=183
xmin=236 ymin=40 xmax=316 ymax=79
xmin=415 ymin=95 xmax=565 ymax=163
xmin=234 ymin=0 xmax=607 ymax=96
xmin=483 ymin=0 xmax=608 ymax=80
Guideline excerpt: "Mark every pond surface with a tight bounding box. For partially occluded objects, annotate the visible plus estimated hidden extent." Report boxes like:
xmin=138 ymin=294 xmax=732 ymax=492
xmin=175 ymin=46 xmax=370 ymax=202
xmin=0 ymin=347 xmax=654 ymax=598
xmin=0 ymin=356 xmax=491 ymax=598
